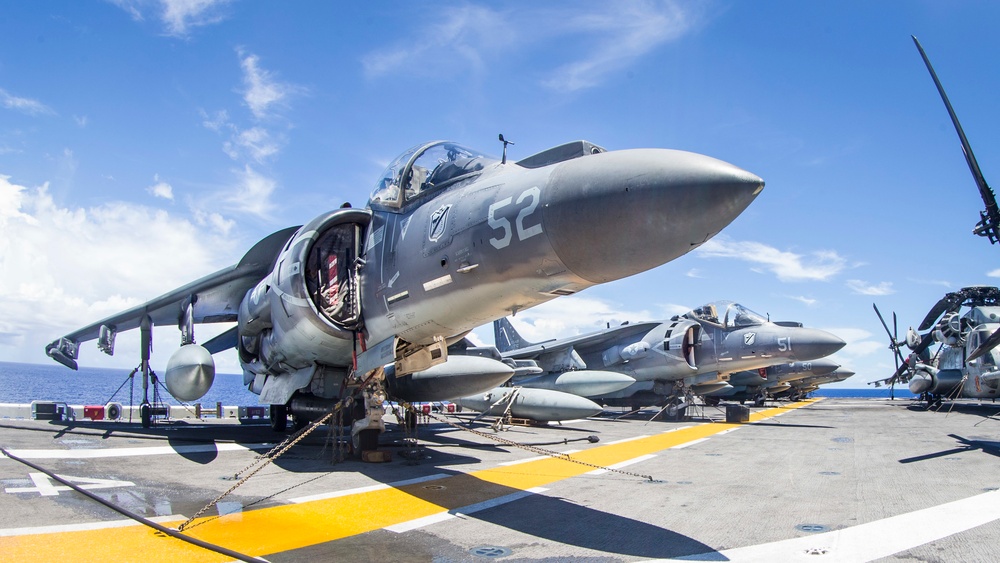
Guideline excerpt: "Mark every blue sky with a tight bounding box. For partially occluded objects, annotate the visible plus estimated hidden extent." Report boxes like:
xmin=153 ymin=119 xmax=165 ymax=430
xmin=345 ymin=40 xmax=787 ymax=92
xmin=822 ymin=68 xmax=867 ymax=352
xmin=3 ymin=1 xmax=1000 ymax=389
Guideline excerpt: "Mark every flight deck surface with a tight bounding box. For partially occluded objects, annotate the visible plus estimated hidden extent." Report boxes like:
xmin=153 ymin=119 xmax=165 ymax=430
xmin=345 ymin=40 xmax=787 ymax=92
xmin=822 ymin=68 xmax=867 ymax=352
xmin=2 ymin=398 xmax=1000 ymax=562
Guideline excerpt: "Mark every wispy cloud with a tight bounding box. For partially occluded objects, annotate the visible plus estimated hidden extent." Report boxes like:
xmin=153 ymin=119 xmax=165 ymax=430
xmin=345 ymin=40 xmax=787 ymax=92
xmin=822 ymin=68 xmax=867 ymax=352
xmin=543 ymin=1 xmax=694 ymax=91
xmin=363 ymin=1 xmax=700 ymax=92
xmin=110 ymin=0 xmax=233 ymax=37
xmin=198 ymin=50 xmax=302 ymax=218
xmin=161 ymin=0 xmax=232 ymax=36
xmin=906 ymin=277 xmax=953 ymax=288
xmin=696 ymin=238 xmax=847 ymax=282
xmin=685 ymin=268 xmax=703 ymax=278
xmin=788 ymin=295 xmax=818 ymax=306
xmin=223 ymin=165 xmax=276 ymax=218
xmin=363 ymin=5 xmax=508 ymax=78
xmin=846 ymin=279 xmax=894 ymax=296
xmin=0 ymin=88 xmax=55 ymax=116
xmin=239 ymin=50 xmax=301 ymax=119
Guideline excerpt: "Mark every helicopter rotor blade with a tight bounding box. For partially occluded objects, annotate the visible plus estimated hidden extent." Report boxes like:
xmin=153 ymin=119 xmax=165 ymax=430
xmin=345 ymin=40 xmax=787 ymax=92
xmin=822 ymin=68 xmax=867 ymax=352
xmin=912 ymin=35 xmax=1000 ymax=244
xmin=919 ymin=292 xmax=961 ymax=331
xmin=873 ymin=303 xmax=906 ymax=368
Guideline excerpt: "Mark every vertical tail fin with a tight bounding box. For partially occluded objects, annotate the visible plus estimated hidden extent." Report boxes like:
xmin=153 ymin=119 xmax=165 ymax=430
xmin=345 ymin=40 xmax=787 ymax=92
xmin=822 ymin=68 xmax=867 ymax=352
xmin=494 ymin=317 xmax=535 ymax=352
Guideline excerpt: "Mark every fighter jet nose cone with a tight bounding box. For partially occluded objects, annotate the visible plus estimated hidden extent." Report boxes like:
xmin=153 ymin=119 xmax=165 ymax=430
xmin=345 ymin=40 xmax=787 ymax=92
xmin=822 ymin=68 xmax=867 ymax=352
xmin=542 ymin=149 xmax=763 ymax=284
xmin=791 ymin=329 xmax=846 ymax=361
xmin=808 ymin=358 xmax=841 ymax=376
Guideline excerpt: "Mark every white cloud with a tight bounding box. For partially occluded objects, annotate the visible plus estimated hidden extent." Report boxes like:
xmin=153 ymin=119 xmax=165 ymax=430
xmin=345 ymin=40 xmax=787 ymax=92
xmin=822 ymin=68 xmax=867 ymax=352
xmin=0 ymin=88 xmax=55 ymax=116
xmin=696 ymin=238 xmax=847 ymax=282
xmin=543 ymin=1 xmax=694 ymax=91
xmin=224 ymin=165 xmax=277 ymax=218
xmin=363 ymin=5 xmax=507 ymax=78
xmin=109 ymin=0 xmax=232 ymax=36
xmin=685 ymin=268 xmax=703 ymax=278
xmin=0 ymin=174 xmax=239 ymax=367
xmin=788 ymin=295 xmax=818 ymax=306
xmin=988 ymin=269 xmax=1000 ymax=278
xmin=239 ymin=51 xmax=300 ymax=120
xmin=846 ymin=279 xmax=894 ymax=296
xmin=74 ymin=115 xmax=88 ymax=127
xmin=363 ymin=1 xmax=699 ymax=92
xmin=161 ymin=0 xmax=232 ymax=36
xmin=147 ymin=175 xmax=174 ymax=200
xmin=224 ymin=126 xmax=281 ymax=163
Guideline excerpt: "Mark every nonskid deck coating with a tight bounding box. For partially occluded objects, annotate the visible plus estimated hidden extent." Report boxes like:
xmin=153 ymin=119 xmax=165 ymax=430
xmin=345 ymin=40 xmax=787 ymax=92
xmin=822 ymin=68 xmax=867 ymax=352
xmin=1 ymin=398 xmax=999 ymax=561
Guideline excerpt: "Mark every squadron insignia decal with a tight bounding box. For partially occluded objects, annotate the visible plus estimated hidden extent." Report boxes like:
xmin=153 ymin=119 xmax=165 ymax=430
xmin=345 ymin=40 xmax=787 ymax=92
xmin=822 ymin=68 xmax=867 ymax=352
xmin=428 ymin=204 xmax=452 ymax=242
xmin=744 ymin=332 xmax=756 ymax=346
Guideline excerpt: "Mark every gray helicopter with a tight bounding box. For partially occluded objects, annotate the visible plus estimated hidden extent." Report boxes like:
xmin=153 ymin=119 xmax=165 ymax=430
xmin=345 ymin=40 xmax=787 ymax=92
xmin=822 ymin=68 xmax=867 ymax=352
xmin=45 ymin=137 xmax=763 ymax=449
xmin=873 ymin=286 xmax=1000 ymax=407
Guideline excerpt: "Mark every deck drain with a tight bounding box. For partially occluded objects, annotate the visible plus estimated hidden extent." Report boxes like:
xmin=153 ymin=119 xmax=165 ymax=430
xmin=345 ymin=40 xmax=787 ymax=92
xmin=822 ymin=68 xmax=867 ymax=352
xmin=423 ymin=485 xmax=446 ymax=490
xmin=676 ymin=481 xmax=693 ymax=485
xmin=983 ymin=487 xmax=999 ymax=492
xmin=796 ymin=524 xmax=829 ymax=533
xmin=643 ymin=479 xmax=667 ymax=485
xmin=805 ymin=548 xmax=829 ymax=555
xmin=470 ymin=546 xmax=512 ymax=558
xmin=818 ymin=471 xmax=840 ymax=476
xmin=831 ymin=437 xmax=853 ymax=443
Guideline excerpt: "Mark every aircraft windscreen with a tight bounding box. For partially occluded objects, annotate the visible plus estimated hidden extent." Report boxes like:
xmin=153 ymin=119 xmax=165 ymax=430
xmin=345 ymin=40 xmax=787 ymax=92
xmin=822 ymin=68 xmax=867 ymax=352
xmin=406 ymin=143 xmax=496 ymax=200
xmin=369 ymin=141 xmax=497 ymax=209
xmin=724 ymin=303 xmax=767 ymax=328
xmin=370 ymin=143 xmax=422 ymax=207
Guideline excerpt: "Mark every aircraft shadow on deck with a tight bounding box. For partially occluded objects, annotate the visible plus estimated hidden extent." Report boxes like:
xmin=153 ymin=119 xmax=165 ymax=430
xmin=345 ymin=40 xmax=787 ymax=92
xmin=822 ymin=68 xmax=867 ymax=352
xmin=899 ymin=434 xmax=1000 ymax=464
xmin=389 ymin=472 xmax=719 ymax=559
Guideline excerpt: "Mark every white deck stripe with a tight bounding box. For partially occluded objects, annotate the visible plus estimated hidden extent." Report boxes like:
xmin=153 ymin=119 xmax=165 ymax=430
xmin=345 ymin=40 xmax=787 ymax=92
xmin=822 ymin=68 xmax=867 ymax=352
xmin=670 ymin=438 xmax=709 ymax=449
xmin=0 ymin=514 xmax=185 ymax=537
xmin=664 ymin=489 xmax=1000 ymax=562
xmin=498 ymin=449 xmax=582 ymax=466
xmin=289 ymin=473 xmax=448 ymax=504
xmin=604 ymin=435 xmax=650 ymax=445
xmin=2 ymin=443 xmax=269 ymax=460
xmin=661 ymin=426 xmax=694 ymax=433
xmin=385 ymin=487 xmax=548 ymax=533
xmin=585 ymin=454 xmax=658 ymax=475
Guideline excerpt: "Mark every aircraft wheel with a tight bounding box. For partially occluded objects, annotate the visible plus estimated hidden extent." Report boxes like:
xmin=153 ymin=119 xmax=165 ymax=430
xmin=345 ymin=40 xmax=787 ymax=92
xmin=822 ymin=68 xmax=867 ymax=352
xmin=140 ymin=403 xmax=151 ymax=428
xmin=352 ymin=428 xmax=380 ymax=455
xmin=269 ymin=404 xmax=287 ymax=432
xmin=753 ymin=397 xmax=765 ymax=408
xmin=292 ymin=415 xmax=309 ymax=432
xmin=704 ymin=397 xmax=721 ymax=407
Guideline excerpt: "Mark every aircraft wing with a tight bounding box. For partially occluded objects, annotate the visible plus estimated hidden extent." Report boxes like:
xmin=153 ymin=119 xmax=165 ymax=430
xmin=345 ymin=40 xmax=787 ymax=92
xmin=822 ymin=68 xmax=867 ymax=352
xmin=501 ymin=322 xmax=661 ymax=360
xmin=45 ymin=226 xmax=300 ymax=368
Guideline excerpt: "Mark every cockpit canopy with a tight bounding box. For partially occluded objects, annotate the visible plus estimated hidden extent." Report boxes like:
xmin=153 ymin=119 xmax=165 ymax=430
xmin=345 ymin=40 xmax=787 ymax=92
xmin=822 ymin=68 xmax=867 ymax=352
xmin=686 ymin=300 xmax=768 ymax=329
xmin=369 ymin=141 xmax=499 ymax=210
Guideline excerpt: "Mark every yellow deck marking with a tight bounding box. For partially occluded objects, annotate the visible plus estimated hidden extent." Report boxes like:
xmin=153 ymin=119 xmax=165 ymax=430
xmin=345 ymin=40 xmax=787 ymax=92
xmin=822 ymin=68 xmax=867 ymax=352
xmin=0 ymin=400 xmax=818 ymax=561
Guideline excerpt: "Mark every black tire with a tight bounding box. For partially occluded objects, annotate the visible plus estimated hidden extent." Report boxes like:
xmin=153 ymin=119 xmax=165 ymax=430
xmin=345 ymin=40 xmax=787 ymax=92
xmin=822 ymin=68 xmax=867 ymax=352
xmin=140 ymin=403 xmax=151 ymax=428
xmin=292 ymin=416 xmax=309 ymax=432
xmin=270 ymin=404 xmax=287 ymax=432
xmin=355 ymin=428 xmax=379 ymax=453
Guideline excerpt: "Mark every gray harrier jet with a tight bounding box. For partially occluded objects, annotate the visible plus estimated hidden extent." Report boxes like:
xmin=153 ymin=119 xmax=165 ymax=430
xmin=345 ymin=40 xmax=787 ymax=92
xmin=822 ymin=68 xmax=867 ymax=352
xmin=46 ymin=138 xmax=763 ymax=448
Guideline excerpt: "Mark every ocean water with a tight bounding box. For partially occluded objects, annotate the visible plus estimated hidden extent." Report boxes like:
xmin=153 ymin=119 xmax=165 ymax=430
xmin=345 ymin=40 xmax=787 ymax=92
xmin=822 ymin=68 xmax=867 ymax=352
xmin=0 ymin=360 xmax=901 ymax=405
xmin=812 ymin=387 xmax=910 ymax=399
xmin=0 ymin=361 xmax=258 ymax=406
